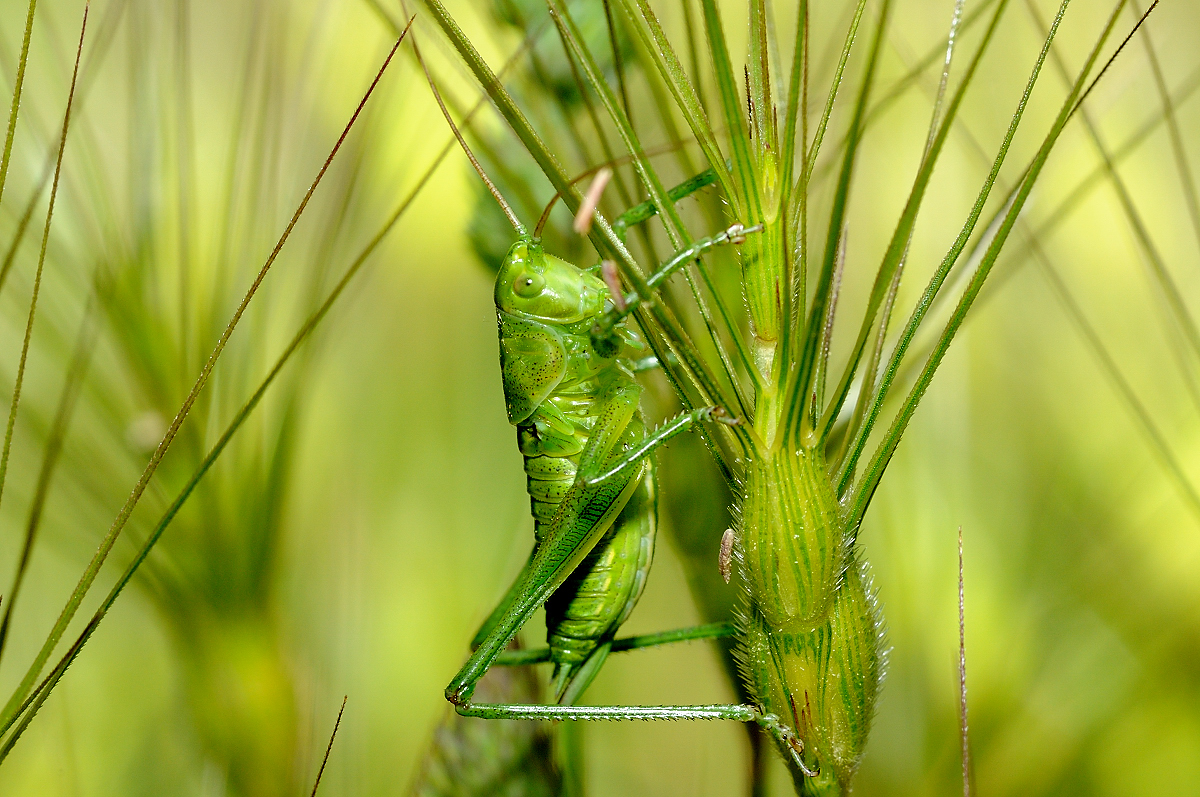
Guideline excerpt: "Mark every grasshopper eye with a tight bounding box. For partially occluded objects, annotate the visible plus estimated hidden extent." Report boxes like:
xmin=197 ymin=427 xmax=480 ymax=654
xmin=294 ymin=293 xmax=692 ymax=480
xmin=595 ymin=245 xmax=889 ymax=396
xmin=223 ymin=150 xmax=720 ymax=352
xmin=514 ymin=272 xmax=544 ymax=298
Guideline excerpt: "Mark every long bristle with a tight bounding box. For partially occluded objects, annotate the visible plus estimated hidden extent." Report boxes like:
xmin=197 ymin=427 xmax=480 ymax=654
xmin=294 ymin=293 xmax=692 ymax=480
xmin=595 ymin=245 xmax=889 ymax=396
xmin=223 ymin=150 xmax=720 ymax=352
xmin=410 ymin=26 xmax=526 ymax=237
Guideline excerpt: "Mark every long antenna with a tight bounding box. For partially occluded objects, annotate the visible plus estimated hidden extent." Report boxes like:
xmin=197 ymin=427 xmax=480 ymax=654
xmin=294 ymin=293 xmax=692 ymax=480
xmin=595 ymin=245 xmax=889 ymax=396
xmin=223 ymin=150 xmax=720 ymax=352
xmin=410 ymin=27 xmax=526 ymax=237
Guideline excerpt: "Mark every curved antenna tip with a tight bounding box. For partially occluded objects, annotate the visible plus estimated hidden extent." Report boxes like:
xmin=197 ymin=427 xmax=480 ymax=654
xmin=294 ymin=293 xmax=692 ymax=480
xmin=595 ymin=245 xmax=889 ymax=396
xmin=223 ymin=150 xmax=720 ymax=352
xmin=410 ymin=27 xmax=526 ymax=237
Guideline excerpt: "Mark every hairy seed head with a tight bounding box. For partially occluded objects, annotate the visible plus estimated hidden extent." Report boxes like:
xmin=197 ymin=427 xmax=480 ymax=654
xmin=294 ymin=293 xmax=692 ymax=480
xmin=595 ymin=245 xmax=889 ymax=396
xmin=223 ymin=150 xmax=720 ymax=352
xmin=737 ymin=448 xmax=884 ymax=793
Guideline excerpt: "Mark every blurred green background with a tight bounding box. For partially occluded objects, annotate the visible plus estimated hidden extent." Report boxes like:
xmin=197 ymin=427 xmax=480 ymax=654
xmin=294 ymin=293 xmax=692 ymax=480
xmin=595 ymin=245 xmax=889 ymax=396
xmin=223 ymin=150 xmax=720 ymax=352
xmin=0 ymin=0 xmax=1196 ymax=795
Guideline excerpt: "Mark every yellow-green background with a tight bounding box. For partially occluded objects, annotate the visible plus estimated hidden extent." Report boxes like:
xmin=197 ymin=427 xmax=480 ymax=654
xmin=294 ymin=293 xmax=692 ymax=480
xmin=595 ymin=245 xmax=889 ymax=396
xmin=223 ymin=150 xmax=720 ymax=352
xmin=0 ymin=0 xmax=1196 ymax=794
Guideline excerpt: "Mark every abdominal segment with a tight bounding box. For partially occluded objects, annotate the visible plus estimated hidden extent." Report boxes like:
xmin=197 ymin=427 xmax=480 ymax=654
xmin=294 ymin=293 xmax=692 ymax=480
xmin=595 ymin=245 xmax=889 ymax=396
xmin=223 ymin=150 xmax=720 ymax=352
xmin=544 ymin=467 xmax=656 ymax=670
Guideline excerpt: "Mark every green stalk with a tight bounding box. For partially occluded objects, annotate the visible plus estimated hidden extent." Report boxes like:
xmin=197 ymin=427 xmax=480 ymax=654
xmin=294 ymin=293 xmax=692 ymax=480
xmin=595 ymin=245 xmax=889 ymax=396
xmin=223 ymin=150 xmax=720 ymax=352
xmin=0 ymin=0 xmax=38 ymax=207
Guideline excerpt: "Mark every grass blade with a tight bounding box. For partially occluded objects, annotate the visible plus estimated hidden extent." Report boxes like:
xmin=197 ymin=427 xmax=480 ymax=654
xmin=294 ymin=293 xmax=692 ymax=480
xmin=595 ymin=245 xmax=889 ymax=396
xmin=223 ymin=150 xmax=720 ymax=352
xmin=836 ymin=0 xmax=1075 ymax=497
xmin=846 ymin=0 xmax=1137 ymax=533
xmin=423 ymin=0 xmax=749 ymax=468
xmin=697 ymin=0 xmax=756 ymax=217
xmin=0 ymin=0 xmax=38 ymax=207
xmin=616 ymin=0 xmax=735 ymax=207
xmin=785 ymin=0 xmax=889 ymax=443
xmin=310 ymin=697 xmax=347 ymax=796
xmin=958 ymin=526 xmax=973 ymax=797
xmin=820 ymin=0 xmax=1010 ymax=445
xmin=747 ymin=0 xmax=771 ymax=155
xmin=1033 ymin=243 xmax=1200 ymax=517
xmin=0 ymin=95 xmax=517 ymax=749
xmin=0 ymin=24 xmax=406 ymax=738
xmin=0 ymin=293 xmax=100 ymax=665
xmin=547 ymin=0 xmax=686 ymax=246
xmin=1131 ymin=2 xmax=1200 ymax=262
xmin=0 ymin=158 xmax=51 ymax=296
xmin=1028 ymin=0 xmax=1200 ymax=373
xmin=0 ymin=1 xmax=88 ymax=535
xmin=797 ymin=0 xmax=868 ymax=191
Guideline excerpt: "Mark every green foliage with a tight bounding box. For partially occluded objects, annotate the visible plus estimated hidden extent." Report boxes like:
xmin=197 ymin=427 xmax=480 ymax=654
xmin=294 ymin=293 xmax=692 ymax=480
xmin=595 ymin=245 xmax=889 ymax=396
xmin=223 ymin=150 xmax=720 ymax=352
xmin=420 ymin=0 xmax=1186 ymax=793
xmin=0 ymin=0 xmax=1197 ymax=795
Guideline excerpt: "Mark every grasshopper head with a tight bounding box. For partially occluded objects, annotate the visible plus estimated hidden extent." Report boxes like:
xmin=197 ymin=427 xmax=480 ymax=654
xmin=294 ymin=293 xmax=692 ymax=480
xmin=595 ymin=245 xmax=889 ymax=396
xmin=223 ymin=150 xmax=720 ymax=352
xmin=495 ymin=239 xmax=605 ymax=324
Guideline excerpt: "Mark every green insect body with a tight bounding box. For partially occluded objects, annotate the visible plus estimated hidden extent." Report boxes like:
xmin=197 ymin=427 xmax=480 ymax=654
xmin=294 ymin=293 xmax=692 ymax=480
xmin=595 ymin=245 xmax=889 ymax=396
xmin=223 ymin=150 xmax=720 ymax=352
xmin=737 ymin=448 xmax=884 ymax=792
xmin=417 ymin=12 xmax=887 ymax=781
xmin=494 ymin=239 xmax=656 ymax=699
xmin=436 ymin=146 xmax=814 ymax=778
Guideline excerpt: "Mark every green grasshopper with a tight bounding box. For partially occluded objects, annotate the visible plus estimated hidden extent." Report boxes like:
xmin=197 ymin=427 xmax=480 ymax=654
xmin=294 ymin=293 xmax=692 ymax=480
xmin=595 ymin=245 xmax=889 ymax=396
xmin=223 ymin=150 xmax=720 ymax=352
xmin=415 ymin=42 xmax=813 ymax=772
xmin=459 ymin=229 xmax=735 ymax=700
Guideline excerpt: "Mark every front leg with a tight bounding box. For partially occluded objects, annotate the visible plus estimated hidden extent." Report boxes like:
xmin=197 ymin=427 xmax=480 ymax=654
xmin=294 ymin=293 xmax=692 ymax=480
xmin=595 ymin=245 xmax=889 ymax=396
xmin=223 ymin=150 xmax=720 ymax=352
xmin=592 ymin=224 xmax=762 ymax=346
xmin=582 ymin=405 xmax=739 ymax=487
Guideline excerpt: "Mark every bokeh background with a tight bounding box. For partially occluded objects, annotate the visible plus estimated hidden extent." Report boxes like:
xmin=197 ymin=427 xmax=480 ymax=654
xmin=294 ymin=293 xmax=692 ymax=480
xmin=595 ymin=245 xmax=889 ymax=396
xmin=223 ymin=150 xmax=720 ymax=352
xmin=0 ymin=0 xmax=1196 ymax=795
